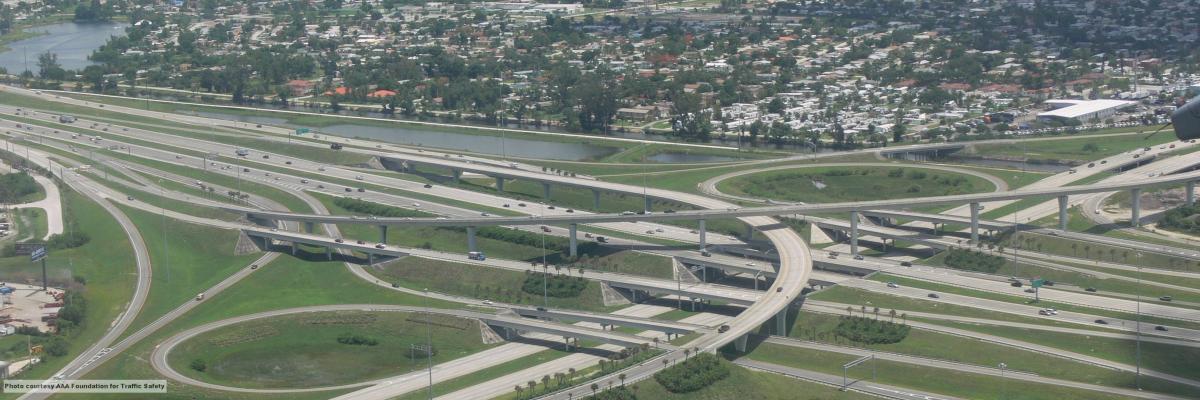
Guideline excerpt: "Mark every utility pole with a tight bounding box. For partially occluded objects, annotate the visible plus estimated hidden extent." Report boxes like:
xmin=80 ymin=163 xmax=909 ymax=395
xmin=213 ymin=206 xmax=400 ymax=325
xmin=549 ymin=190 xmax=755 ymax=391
xmin=424 ymin=288 xmax=433 ymax=400
xmin=1135 ymin=252 xmax=1143 ymax=390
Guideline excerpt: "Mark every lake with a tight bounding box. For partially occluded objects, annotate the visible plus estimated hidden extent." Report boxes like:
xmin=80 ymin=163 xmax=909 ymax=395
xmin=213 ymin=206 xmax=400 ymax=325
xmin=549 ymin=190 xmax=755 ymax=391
xmin=0 ymin=22 xmax=124 ymax=74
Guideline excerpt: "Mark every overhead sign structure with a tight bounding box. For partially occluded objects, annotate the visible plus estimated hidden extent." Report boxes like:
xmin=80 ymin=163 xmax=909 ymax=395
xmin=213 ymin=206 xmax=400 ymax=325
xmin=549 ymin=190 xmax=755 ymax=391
xmin=295 ymin=128 xmax=310 ymax=135
xmin=1031 ymin=278 xmax=1045 ymax=288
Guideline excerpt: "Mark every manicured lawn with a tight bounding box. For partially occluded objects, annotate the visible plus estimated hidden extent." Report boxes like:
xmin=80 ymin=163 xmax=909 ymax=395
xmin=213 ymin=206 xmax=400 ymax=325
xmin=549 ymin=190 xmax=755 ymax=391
xmin=168 ymin=311 xmax=497 ymax=389
xmin=717 ymin=165 xmax=995 ymax=203
xmin=364 ymin=256 xmax=613 ymax=312
xmin=116 ymin=205 xmax=262 ymax=335
xmin=969 ymin=134 xmax=1176 ymax=164
xmin=572 ymin=251 xmax=674 ymax=279
xmin=744 ymin=342 xmax=1162 ymax=400
xmin=390 ymin=348 xmax=573 ymax=400
xmin=630 ymin=360 xmax=877 ymax=400
xmin=786 ymin=312 xmax=1198 ymax=396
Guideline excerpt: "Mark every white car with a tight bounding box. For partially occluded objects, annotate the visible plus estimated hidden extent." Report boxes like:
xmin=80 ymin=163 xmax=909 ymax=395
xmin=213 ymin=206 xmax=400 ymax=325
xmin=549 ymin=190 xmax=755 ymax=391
xmin=482 ymin=300 xmax=494 ymax=305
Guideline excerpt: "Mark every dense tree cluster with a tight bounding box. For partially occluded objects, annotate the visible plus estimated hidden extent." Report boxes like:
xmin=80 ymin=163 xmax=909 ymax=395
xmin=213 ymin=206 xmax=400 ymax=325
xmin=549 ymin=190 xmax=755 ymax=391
xmin=1159 ymin=204 xmax=1200 ymax=234
xmin=943 ymin=248 xmax=1005 ymax=273
xmin=834 ymin=315 xmax=910 ymax=344
xmin=520 ymin=272 xmax=587 ymax=298
xmin=333 ymin=196 xmax=432 ymax=218
xmin=336 ymin=333 xmax=380 ymax=346
xmin=0 ymin=172 xmax=40 ymax=202
xmin=652 ymin=353 xmax=730 ymax=393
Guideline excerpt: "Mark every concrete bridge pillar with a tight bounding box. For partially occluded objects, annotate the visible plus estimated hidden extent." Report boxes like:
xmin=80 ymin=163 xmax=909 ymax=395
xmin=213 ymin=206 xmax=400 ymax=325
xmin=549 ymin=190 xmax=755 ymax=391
xmin=568 ymin=224 xmax=578 ymax=258
xmin=291 ymin=242 xmax=298 ymax=256
xmin=1057 ymin=195 xmax=1069 ymax=231
xmin=969 ymin=202 xmax=980 ymax=243
xmin=592 ymin=189 xmax=601 ymax=210
xmin=734 ymin=334 xmax=748 ymax=353
xmin=379 ymin=225 xmax=388 ymax=243
xmin=495 ymin=176 xmax=505 ymax=192
xmin=849 ymin=211 xmax=860 ymax=257
xmin=644 ymin=197 xmax=653 ymax=213
xmin=367 ymin=253 xmax=374 ymax=265
xmin=326 ymin=246 xmax=333 ymax=261
xmin=542 ymin=182 xmax=552 ymax=200
xmin=698 ymin=219 xmax=707 ymax=250
xmin=467 ymin=226 xmax=478 ymax=253
xmin=745 ymin=225 xmax=754 ymax=241
xmin=452 ymin=168 xmax=462 ymax=183
xmin=1188 ymin=181 xmax=1196 ymax=206
xmin=753 ymin=271 xmax=762 ymax=290
xmin=776 ymin=308 xmax=789 ymax=336
xmin=304 ymin=221 xmax=314 ymax=234
xmin=1131 ymin=188 xmax=1141 ymax=227
xmin=563 ymin=336 xmax=572 ymax=351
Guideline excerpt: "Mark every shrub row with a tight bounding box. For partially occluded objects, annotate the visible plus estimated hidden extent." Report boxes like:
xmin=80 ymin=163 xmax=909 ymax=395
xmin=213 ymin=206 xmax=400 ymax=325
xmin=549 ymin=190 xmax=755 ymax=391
xmin=521 ymin=272 xmax=588 ymax=298
xmin=653 ymin=353 xmax=730 ymax=393
xmin=834 ymin=316 xmax=910 ymax=344
xmin=943 ymin=248 xmax=1005 ymax=273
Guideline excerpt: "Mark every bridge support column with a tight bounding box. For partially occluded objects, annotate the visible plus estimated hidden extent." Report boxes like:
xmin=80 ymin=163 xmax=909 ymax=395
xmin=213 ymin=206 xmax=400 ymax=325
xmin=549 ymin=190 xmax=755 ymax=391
xmin=849 ymin=211 xmax=859 ymax=257
xmin=542 ymin=182 xmax=551 ymax=200
xmin=1188 ymin=181 xmax=1196 ymax=206
xmin=1131 ymin=188 xmax=1141 ymax=227
xmin=698 ymin=220 xmax=707 ymax=250
xmin=1057 ymin=195 xmax=1069 ymax=231
xmin=644 ymin=197 xmax=653 ymax=213
xmin=379 ymin=225 xmax=388 ymax=243
xmin=734 ymin=334 xmax=748 ymax=353
xmin=776 ymin=308 xmax=788 ymax=336
xmin=326 ymin=246 xmax=332 ymax=261
xmin=495 ymin=176 xmax=505 ymax=192
xmin=568 ymin=224 xmax=578 ymax=258
xmin=592 ymin=189 xmax=601 ymax=210
xmin=564 ymin=336 xmax=572 ymax=351
xmin=969 ymin=202 xmax=980 ymax=243
xmin=304 ymin=221 xmax=314 ymax=234
xmin=452 ymin=168 xmax=462 ymax=183
xmin=753 ymin=271 xmax=762 ymax=291
xmin=745 ymin=225 xmax=754 ymax=241
xmin=291 ymin=242 xmax=297 ymax=256
xmin=367 ymin=253 xmax=374 ymax=266
xmin=467 ymin=226 xmax=478 ymax=253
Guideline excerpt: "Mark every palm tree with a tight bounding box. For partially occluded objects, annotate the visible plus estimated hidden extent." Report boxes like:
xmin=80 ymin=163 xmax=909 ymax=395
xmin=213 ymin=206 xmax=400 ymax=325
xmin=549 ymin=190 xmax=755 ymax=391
xmin=542 ymin=375 xmax=551 ymax=392
xmin=846 ymin=305 xmax=853 ymax=317
xmin=1071 ymin=243 xmax=1077 ymax=256
xmin=569 ymin=367 xmax=576 ymax=382
xmin=901 ymin=313 xmax=907 ymax=325
xmin=662 ymin=358 xmax=669 ymax=368
xmin=1083 ymin=245 xmax=1090 ymax=259
xmin=860 ymin=305 xmax=867 ymax=316
xmin=598 ymin=359 xmax=606 ymax=372
xmin=683 ymin=348 xmax=691 ymax=360
xmin=515 ymin=385 xmax=523 ymax=400
xmin=873 ymin=306 xmax=880 ymax=320
xmin=590 ymin=383 xmax=599 ymax=396
xmin=619 ymin=373 xmax=627 ymax=387
xmin=888 ymin=309 xmax=897 ymax=323
xmin=528 ymin=381 xmax=537 ymax=395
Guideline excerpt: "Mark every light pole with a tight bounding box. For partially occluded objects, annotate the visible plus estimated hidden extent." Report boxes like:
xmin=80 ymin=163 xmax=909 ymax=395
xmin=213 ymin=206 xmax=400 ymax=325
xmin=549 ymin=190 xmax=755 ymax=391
xmin=1135 ymin=252 xmax=1143 ymax=390
xmin=160 ymin=180 xmax=169 ymax=284
xmin=424 ymin=288 xmax=433 ymax=400
xmin=998 ymin=362 xmax=1007 ymax=399
xmin=541 ymin=202 xmax=548 ymax=308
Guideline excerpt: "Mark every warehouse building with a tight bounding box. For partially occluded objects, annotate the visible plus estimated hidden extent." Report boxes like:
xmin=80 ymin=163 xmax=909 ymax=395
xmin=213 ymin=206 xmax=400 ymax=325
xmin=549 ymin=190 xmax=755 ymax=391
xmin=1037 ymin=99 xmax=1136 ymax=123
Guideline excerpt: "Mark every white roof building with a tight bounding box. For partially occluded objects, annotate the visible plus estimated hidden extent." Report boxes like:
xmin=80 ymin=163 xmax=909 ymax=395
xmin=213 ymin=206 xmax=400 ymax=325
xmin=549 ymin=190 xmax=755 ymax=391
xmin=1037 ymin=99 xmax=1136 ymax=122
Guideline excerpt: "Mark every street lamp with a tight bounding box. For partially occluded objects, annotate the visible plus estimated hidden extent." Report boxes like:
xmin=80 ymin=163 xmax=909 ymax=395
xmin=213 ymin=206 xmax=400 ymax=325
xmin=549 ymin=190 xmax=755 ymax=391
xmin=541 ymin=202 xmax=548 ymax=308
xmin=998 ymin=362 xmax=1007 ymax=399
xmin=1135 ymin=252 xmax=1143 ymax=390
xmin=424 ymin=288 xmax=433 ymax=400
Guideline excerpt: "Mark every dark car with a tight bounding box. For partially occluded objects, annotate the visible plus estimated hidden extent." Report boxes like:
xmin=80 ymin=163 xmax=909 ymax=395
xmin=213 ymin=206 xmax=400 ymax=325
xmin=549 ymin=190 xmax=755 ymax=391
xmin=900 ymin=261 xmax=913 ymax=267
xmin=374 ymin=243 xmax=386 ymax=249
xmin=1160 ymin=296 xmax=1173 ymax=301
xmin=1010 ymin=281 xmax=1023 ymax=287
xmin=356 ymin=240 xmax=365 ymax=245
xmin=718 ymin=325 xmax=730 ymax=333
xmin=928 ymin=293 xmax=940 ymax=299
xmin=664 ymin=209 xmax=676 ymax=214
xmin=250 ymin=264 xmax=258 ymax=270
xmin=345 ymin=187 xmax=353 ymax=192
xmin=424 ymin=184 xmax=433 ymax=188
xmin=1085 ymin=287 xmax=1098 ymax=292
xmin=357 ymin=187 xmax=366 ymax=192
xmin=335 ymin=238 xmax=344 ymax=243
xmin=1095 ymin=319 xmax=1108 ymax=325
xmin=1156 ymin=326 xmax=1168 ymax=331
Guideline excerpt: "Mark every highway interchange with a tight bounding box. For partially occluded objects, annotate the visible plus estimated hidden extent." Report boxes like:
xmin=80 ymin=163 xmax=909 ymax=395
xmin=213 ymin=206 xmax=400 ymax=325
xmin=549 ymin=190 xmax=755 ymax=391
xmin=4 ymin=85 xmax=1200 ymax=399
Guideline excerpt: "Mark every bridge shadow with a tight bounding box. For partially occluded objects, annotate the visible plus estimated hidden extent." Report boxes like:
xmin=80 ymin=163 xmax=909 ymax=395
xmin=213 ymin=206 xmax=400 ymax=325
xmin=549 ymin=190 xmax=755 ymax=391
xmin=638 ymin=296 xmax=746 ymax=317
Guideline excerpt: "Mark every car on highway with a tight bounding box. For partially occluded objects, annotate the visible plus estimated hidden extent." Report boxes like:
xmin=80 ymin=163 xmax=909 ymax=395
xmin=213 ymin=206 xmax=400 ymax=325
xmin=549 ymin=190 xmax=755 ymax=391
xmin=565 ymin=209 xmax=574 ymax=213
xmin=548 ymin=205 xmax=556 ymax=210
xmin=357 ymin=188 xmax=365 ymax=192
xmin=886 ymin=282 xmax=899 ymax=288
xmin=620 ymin=211 xmax=635 ymax=215
xmin=541 ymin=226 xmax=552 ymax=232
xmin=596 ymin=236 xmax=608 ymax=243
xmin=1156 ymin=326 xmax=1168 ymax=331
xmin=853 ymin=255 xmax=864 ymax=260
xmin=655 ymin=228 xmax=664 ymax=233
xmin=482 ymin=300 xmax=494 ymax=305
xmin=374 ymin=243 xmax=386 ymax=249
xmin=335 ymin=238 xmax=344 ymax=243
xmin=900 ymin=261 xmax=912 ymax=267
xmin=1095 ymin=319 xmax=1108 ymax=325
xmin=1024 ymin=288 xmax=1036 ymax=293
xmin=196 ymin=293 xmax=205 ymax=301
xmin=424 ymin=184 xmax=433 ymax=188
xmin=481 ymin=212 xmax=490 ymax=216
xmin=355 ymin=175 xmax=364 ymax=180
xmin=518 ymin=203 xmax=527 ymax=207
xmin=927 ymin=293 xmax=940 ymax=298
xmin=250 ymin=264 xmax=259 ymax=270
xmin=127 ymin=195 xmax=134 ymax=201
xmin=717 ymin=325 xmax=730 ymax=333
xmin=1085 ymin=287 xmax=1097 ymax=292
xmin=356 ymin=240 xmax=365 ymax=245
xmin=300 ymin=179 xmax=308 ymax=184
xmin=645 ymin=229 xmax=655 ymax=234
xmin=503 ymin=204 xmax=511 ymax=207
xmin=1160 ymin=296 xmax=1173 ymax=301
xmin=1010 ymin=281 xmax=1022 ymax=287
xmin=345 ymin=187 xmax=353 ymax=192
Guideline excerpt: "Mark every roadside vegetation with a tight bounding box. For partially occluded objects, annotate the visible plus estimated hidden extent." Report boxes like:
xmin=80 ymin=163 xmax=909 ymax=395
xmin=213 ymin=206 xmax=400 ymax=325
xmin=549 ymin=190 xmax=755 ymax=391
xmin=719 ymin=166 xmax=993 ymax=203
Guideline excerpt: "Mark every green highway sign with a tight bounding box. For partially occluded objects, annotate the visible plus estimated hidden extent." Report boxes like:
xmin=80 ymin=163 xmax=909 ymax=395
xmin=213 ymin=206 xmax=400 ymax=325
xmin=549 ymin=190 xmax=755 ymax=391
xmin=295 ymin=128 xmax=310 ymax=135
xmin=1031 ymin=279 xmax=1045 ymax=288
